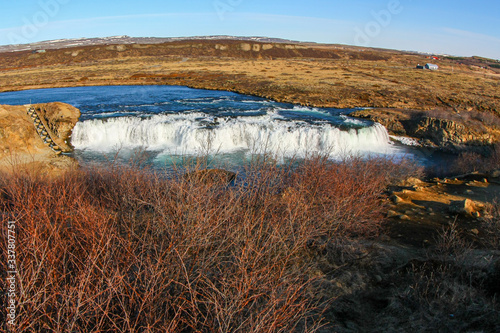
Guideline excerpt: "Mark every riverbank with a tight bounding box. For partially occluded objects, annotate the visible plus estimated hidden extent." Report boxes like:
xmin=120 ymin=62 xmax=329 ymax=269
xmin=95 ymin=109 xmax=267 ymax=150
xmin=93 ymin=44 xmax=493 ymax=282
xmin=1 ymin=156 xmax=499 ymax=332
xmin=1 ymin=39 xmax=499 ymax=152
xmin=0 ymin=39 xmax=499 ymax=331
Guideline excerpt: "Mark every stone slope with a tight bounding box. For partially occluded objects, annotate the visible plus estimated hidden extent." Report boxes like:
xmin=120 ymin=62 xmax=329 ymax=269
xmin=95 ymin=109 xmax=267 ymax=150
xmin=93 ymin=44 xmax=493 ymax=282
xmin=0 ymin=102 xmax=80 ymax=173
xmin=351 ymin=108 xmax=500 ymax=152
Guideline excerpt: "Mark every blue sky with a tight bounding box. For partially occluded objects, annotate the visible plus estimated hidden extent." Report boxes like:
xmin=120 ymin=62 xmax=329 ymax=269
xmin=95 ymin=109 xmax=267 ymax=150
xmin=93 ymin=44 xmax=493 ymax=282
xmin=1 ymin=0 xmax=499 ymax=59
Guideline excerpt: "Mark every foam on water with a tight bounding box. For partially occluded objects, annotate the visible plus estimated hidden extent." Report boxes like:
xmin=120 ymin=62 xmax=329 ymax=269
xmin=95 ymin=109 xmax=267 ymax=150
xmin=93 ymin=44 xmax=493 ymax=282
xmin=287 ymin=105 xmax=331 ymax=115
xmin=72 ymin=112 xmax=395 ymax=158
xmin=390 ymin=135 xmax=421 ymax=147
xmin=340 ymin=115 xmax=366 ymax=126
xmin=0 ymin=85 xmax=424 ymax=164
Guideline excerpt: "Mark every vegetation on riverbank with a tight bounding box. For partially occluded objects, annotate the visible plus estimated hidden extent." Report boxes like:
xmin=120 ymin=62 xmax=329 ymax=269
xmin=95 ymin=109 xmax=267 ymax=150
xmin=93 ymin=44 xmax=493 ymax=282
xmin=2 ymin=39 xmax=498 ymax=153
xmin=1 ymin=37 xmax=500 ymax=331
xmin=1 ymin=155 xmax=499 ymax=332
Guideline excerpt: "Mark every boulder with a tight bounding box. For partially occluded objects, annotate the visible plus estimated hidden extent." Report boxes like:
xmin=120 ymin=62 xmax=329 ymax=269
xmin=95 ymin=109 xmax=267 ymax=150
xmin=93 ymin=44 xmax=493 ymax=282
xmin=449 ymin=199 xmax=476 ymax=216
xmin=387 ymin=210 xmax=399 ymax=218
xmin=390 ymin=195 xmax=404 ymax=204
xmin=407 ymin=177 xmax=423 ymax=185
xmin=398 ymin=177 xmax=424 ymax=187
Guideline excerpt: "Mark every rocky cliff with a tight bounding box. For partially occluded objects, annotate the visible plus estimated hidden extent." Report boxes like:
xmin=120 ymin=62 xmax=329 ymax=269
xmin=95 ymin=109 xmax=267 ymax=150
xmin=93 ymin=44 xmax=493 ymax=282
xmin=351 ymin=109 xmax=499 ymax=152
xmin=0 ymin=102 xmax=80 ymax=173
xmin=407 ymin=117 xmax=494 ymax=149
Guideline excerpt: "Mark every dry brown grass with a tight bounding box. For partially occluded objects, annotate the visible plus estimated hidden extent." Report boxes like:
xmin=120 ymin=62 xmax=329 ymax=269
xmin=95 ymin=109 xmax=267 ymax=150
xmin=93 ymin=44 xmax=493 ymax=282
xmin=378 ymin=221 xmax=500 ymax=332
xmin=0 ymin=40 xmax=499 ymax=113
xmin=0 ymin=155 xmax=410 ymax=332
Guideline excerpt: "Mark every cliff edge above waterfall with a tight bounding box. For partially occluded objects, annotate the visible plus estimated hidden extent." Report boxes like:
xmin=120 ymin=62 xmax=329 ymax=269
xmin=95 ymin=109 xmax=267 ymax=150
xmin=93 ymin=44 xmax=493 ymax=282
xmin=0 ymin=102 xmax=80 ymax=174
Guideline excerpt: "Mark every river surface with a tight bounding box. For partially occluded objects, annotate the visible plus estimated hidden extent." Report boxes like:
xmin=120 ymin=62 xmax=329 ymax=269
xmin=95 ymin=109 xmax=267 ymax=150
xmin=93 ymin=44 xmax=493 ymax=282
xmin=0 ymin=85 xmax=428 ymax=168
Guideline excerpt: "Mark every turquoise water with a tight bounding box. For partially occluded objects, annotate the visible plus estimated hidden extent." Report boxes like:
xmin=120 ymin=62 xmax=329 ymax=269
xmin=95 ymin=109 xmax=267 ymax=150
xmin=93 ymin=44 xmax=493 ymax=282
xmin=0 ymin=85 xmax=425 ymax=168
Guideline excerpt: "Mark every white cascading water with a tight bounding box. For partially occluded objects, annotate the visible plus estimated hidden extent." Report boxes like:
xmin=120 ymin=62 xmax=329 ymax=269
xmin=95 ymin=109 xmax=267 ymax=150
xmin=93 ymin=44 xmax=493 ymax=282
xmin=71 ymin=112 xmax=394 ymax=158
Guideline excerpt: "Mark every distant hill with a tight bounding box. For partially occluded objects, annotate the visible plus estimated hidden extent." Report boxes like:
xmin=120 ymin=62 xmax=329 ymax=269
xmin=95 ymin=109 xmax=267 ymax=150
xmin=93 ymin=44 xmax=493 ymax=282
xmin=3 ymin=35 xmax=498 ymax=69
xmin=0 ymin=35 xmax=306 ymax=53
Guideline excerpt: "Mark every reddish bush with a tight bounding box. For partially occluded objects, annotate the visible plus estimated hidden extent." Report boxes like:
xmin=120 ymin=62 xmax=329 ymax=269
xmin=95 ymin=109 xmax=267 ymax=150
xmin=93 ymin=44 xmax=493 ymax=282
xmin=0 ymin=156 xmax=408 ymax=331
xmin=453 ymin=143 xmax=500 ymax=174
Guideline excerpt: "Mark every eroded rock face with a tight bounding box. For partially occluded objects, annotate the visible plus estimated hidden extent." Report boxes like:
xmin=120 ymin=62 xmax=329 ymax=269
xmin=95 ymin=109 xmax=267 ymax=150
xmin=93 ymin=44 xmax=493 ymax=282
xmin=351 ymin=109 xmax=498 ymax=152
xmin=407 ymin=117 xmax=493 ymax=148
xmin=36 ymin=102 xmax=81 ymax=146
xmin=0 ymin=102 xmax=80 ymax=171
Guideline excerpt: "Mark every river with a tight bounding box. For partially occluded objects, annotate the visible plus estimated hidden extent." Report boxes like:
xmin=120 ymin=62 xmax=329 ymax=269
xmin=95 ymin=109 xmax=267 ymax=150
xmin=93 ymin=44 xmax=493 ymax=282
xmin=0 ymin=85 xmax=428 ymax=168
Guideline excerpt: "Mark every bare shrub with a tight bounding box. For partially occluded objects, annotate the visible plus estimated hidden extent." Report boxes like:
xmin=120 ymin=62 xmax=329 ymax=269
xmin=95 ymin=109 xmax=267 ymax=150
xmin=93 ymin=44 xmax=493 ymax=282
xmin=453 ymin=151 xmax=484 ymax=174
xmin=286 ymin=156 xmax=393 ymax=237
xmin=383 ymin=220 xmax=500 ymax=332
xmin=483 ymin=200 xmax=500 ymax=249
xmin=391 ymin=260 xmax=499 ymax=332
xmin=433 ymin=221 xmax=473 ymax=264
xmin=452 ymin=143 xmax=500 ymax=174
xmin=0 ymin=155 xmax=414 ymax=331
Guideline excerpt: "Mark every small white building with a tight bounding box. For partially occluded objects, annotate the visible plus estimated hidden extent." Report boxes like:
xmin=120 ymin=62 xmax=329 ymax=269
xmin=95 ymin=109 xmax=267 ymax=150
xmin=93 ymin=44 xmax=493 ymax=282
xmin=425 ymin=63 xmax=439 ymax=70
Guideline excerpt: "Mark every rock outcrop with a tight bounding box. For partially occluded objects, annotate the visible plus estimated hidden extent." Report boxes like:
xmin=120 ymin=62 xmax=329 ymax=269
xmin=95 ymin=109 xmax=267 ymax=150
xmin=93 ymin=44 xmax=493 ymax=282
xmin=37 ymin=102 xmax=80 ymax=145
xmin=351 ymin=109 xmax=498 ymax=152
xmin=406 ymin=117 xmax=494 ymax=149
xmin=449 ymin=199 xmax=477 ymax=217
xmin=0 ymin=102 xmax=80 ymax=173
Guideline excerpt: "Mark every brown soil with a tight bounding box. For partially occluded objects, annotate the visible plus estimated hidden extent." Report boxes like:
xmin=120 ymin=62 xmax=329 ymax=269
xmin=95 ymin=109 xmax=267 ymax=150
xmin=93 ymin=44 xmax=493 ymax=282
xmin=384 ymin=173 xmax=500 ymax=248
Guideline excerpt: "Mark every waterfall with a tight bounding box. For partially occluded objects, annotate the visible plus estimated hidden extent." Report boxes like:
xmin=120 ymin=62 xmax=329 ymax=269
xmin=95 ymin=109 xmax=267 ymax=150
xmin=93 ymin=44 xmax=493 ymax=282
xmin=71 ymin=112 xmax=393 ymax=158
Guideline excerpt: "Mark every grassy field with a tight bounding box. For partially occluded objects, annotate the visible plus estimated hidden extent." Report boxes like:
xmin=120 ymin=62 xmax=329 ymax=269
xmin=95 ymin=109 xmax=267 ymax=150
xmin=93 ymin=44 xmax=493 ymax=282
xmin=0 ymin=40 xmax=499 ymax=114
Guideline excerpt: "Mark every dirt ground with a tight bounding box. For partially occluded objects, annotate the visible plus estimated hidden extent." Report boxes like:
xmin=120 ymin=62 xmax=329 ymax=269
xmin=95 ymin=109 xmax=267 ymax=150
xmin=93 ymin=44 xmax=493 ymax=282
xmin=384 ymin=173 xmax=500 ymax=247
xmin=0 ymin=103 xmax=79 ymax=175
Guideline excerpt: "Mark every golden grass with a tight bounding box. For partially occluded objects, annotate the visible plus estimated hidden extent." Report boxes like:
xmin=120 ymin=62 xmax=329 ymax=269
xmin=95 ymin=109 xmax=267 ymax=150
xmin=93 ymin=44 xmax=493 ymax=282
xmin=1 ymin=43 xmax=498 ymax=113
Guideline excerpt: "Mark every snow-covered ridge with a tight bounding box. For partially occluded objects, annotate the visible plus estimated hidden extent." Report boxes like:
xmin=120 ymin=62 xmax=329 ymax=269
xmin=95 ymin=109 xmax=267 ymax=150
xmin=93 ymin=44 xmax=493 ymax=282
xmin=0 ymin=36 xmax=305 ymax=53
